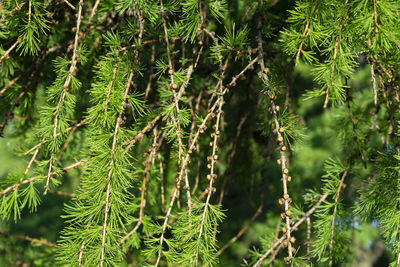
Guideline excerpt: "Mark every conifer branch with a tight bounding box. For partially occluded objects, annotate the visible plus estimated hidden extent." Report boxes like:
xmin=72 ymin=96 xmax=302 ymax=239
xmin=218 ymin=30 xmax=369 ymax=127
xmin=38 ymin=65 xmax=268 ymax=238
xmin=158 ymin=152 xmax=165 ymax=212
xmin=159 ymin=0 xmax=192 ymax=213
xmin=0 ymin=83 xmax=29 ymax=135
xmin=104 ymin=66 xmax=118 ymax=114
xmin=189 ymin=92 xmax=203 ymax=195
xmin=45 ymin=0 xmax=84 ymax=193
xmin=257 ymin=6 xmax=293 ymax=262
xmin=0 ymin=64 xmax=34 ymax=97
xmin=24 ymin=118 xmax=88 ymax=156
xmin=194 ymin=86 xmax=225 ymax=267
xmin=253 ymin=193 xmax=328 ymax=267
xmin=154 ymin=91 xmax=225 ymax=266
xmin=56 ymin=118 xmax=88 ymax=161
xmin=2 ymin=1 xmax=400 ymax=265
xmin=323 ymin=14 xmax=347 ymax=108
xmin=295 ymin=0 xmax=318 ymax=61
xmin=0 ymin=50 xmax=46 ymax=136
xmin=99 ymin=71 xmax=133 ymax=267
xmin=328 ymin=167 xmax=349 ymax=262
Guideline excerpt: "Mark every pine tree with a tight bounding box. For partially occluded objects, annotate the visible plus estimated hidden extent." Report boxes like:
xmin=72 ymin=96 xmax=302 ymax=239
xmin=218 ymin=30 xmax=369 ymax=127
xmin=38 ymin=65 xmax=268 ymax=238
xmin=1 ymin=0 xmax=400 ymax=266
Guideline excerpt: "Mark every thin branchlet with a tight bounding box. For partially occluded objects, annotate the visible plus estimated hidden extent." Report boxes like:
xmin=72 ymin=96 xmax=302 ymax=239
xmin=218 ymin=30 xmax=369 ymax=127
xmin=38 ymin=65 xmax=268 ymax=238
xmin=45 ymin=0 xmax=84 ymax=193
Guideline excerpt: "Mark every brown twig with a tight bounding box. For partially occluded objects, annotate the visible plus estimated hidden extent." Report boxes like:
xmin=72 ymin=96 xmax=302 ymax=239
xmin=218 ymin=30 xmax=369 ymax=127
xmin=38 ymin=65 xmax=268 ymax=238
xmin=0 ymin=64 xmax=34 ymax=97
xmin=194 ymin=75 xmax=226 ymax=267
xmin=124 ymin=115 xmax=162 ymax=153
xmin=215 ymin=199 xmax=263 ymax=258
xmin=87 ymin=0 xmax=101 ymax=26
xmin=373 ymin=0 xmax=379 ymax=34
xmin=0 ymin=229 xmax=57 ymax=248
xmin=24 ymin=118 xmax=88 ymax=156
xmin=0 ymin=39 xmax=21 ymax=64
xmin=370 ymin=61 xmax=378 ymax=105
xmin=61 ymin=0 xmax=75 ymax=10
xmin=118 ymin=129 xmax=162 ymax=246
xmin=306 ymin=216 xmax=311 ymax=256
xmin=78 ymin=241 xmax=85 ymax=267
xmin=145 ymin=43 xmax=156 ymax=100
xmin=47 ymin=189 xmax=76 ymax=197
xmin=159 ymin=0 xmax=192 ymax=215
xmin=158 ymin=152 xmax=165 ymax=212
xmin=57 ymin=118 xmax=89 ymax=161
xmin=25 ymin=148 xmax=39 ymax=174
xmin=0 ymin=160 xmax=87 ymax=196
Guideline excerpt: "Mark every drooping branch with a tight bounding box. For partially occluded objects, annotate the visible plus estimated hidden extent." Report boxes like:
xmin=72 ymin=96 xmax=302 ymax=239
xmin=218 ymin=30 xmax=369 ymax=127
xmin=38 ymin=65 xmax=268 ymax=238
xmin=100 ymin=71 xmax=133 ymax=267
xmin=328 ymin=167 xmax=349 ymax=261
xmin=295 ymin=0 xmax=319 ymax=61
xmin=253 ymin=193 xmax=329 ymax=267
xmin=118 ymin=129 xmax=163 ymax=246
xmin=45 ymin=0 xmax=85 ymax=193
xmin=257 ymin=6 xmax=294 ymax=263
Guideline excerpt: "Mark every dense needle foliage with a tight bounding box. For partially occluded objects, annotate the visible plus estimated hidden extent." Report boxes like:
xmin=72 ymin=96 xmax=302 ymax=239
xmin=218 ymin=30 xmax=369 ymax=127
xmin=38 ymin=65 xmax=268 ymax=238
xmin=1 ymin=0 xmax=400 ymax=266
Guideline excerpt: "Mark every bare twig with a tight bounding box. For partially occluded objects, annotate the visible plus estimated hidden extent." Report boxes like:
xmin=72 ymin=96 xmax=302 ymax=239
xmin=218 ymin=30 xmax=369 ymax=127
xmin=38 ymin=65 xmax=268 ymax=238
xmin=215 ymin=200 xmax=263 ymax=258
xmin=87 ymin=0 xmax=101 ymax=26
xmin=370 ymin=61 xmax=378 ymax=105
xmin=0 ymin=229 xmax=57 ymax=248
xmin=119 ymin=129 xmax=162 ymax=246
xmin=0 ymin=160 xmax=87 ymax=196
xmin=124 ymin=115 xmax=162 ymax=153
xmin=306 ymin=216 xmax=311 ymax=256
xmin=47 ymin=189 xmax=76 ymax=197
xmin=62 ymin=0 xmax=75 ymax=10
xmin=0 ymin=39 xmax=21 ymax=64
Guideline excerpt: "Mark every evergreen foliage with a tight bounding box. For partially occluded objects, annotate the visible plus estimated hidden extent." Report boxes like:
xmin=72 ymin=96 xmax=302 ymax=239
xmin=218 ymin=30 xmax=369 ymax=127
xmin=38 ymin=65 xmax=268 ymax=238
xmin=1 ymin=0 xmax=400 ymax=266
